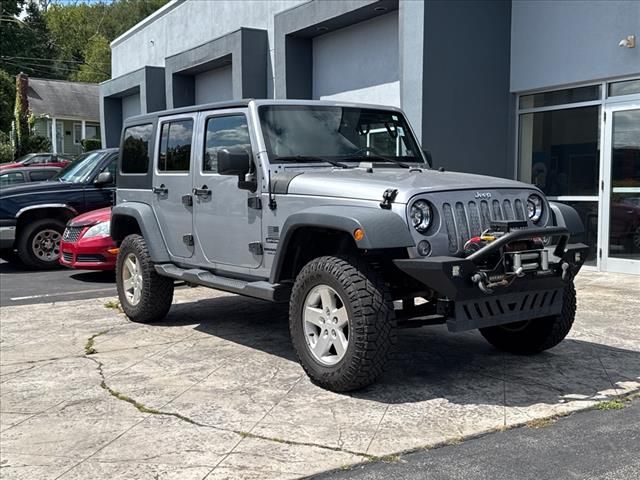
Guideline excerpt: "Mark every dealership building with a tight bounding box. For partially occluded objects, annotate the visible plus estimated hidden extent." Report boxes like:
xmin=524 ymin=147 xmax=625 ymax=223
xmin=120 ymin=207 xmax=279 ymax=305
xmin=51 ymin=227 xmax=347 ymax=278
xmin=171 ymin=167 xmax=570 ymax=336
xmin=101 ymin=0 xmax=640 ymax=275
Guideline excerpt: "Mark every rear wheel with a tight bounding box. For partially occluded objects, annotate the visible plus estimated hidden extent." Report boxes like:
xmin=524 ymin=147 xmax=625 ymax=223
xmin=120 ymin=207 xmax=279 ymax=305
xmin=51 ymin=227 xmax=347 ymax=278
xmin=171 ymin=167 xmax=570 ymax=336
xmin=480 ymin=282 xmax=577 ymax=354
xmin=289 ymin=255 xmax=396 ymax=392
xmin=16 ymin=218 xmax=65 ymax=269
xmin=116 ymin=234 xmax=174 ymax=323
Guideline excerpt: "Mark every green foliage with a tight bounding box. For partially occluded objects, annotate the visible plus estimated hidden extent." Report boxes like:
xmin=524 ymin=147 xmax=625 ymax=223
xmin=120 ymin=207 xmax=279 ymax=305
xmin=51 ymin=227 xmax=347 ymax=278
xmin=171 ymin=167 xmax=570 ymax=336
xmin=1 ymin=0 xmax=169 ymax=83
xmin=0 ymin=69 xmax=15 ymax=134
xmin=14 ymin=74 xmax=29 ymax=153
xmin=81 ymin=138 xmax=101 ymax=152
xmin=19 ymin=135 xmax=51 ymax=155
xmin=0 ymin=142 xmax=14 ymax=164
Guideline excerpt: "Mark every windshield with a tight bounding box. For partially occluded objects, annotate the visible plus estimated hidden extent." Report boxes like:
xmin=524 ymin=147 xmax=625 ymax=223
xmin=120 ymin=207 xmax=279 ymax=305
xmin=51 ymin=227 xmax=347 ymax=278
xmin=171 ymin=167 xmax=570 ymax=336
xmin=258 ymin=105 xmax=425 ymax=165
xmin=53 ymin=151 xmax=105 ymax=183
xmin=15 ymin=154 xmax=35 ymax=164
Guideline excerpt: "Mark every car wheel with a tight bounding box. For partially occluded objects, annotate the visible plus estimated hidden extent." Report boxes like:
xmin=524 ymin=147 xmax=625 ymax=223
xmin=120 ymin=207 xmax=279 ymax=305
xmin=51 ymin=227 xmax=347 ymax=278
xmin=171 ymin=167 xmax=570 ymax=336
xmin=479 ymin=281 xmax=576 ymax=354
xmin=16 ymin=218 xmax=65 ymax=269
xmin=289 ymin=255 xmax=396 ymax=392
xmin=116 ymin=234 xmax=174 ymax=323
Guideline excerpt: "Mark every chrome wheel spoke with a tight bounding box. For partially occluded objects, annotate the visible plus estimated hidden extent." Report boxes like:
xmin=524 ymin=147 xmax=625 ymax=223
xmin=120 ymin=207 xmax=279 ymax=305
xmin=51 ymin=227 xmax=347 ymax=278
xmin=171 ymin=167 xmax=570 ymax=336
xmin=123 ymin=276 xmax=134 ymax=291
xmin=304 ymin=306 xmax=325 ymax=328
xmin=312 ymin=332 xmax=331 ymax=358
xmin=334 ymin=306 xmax=349 ymax=328
xmin=320 ymin=288 xmax=336 ymax=312
xmin=334 ymin=330 xmax=348 ymax=357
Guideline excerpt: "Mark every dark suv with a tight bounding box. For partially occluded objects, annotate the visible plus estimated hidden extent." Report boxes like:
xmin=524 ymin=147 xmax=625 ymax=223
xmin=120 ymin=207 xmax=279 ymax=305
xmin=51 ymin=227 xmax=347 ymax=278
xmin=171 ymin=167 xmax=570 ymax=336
xmin=0 ymin=149 xmax=118 ymax=269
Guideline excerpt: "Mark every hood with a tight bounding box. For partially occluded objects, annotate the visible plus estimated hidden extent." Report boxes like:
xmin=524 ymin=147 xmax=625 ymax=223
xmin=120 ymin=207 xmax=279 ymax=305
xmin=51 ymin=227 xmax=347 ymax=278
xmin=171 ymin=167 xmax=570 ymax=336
xmin=0 ymin=180 xmax=79 ymax=199
xmin=284 ymin=167 xmax=537 ymax=203
xmin=68 ymin=207 xmax=111 ymax=227
xmin=0 ymin=162 xmax=23 ymax=170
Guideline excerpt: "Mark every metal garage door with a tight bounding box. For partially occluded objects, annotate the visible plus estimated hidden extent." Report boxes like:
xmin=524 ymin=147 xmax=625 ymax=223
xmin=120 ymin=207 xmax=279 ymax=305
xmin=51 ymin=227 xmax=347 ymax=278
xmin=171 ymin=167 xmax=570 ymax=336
xmin=195 ymin=65 xmax=233 ymax=104
xmin=312 ymin=12 xmax=399 ymax=107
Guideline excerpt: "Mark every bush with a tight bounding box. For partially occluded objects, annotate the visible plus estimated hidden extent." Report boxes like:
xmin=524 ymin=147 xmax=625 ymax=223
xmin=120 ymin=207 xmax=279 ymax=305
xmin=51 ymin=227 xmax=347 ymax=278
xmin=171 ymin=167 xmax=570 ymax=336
xmin=81 ymin=138 xmax=101 ymax=152
xmin=0 ymin=142 xmax=13 ymax=163
xmin=19 ymin=135 xmax=52 ymax=155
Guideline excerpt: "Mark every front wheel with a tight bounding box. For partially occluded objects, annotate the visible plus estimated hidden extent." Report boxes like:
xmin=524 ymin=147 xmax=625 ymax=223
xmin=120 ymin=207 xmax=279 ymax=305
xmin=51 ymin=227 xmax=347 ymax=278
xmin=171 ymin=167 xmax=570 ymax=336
xmin=289 ymin=255 xmax=396 ymax=392
xmin=116 ymin=234 xmax=174 ymax=323
xmin=16 ymin=218 xmax=65 ymax=269
xmin=480 ymin=282 xmax=577 ymax=354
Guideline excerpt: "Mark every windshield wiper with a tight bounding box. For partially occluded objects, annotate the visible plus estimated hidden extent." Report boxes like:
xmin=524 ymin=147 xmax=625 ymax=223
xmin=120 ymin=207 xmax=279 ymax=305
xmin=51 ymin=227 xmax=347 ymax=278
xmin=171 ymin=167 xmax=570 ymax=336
xmin=274 ymin=155 xmax=351 ymax=169
xmin=342 ymin=154 xmax=411 ymax=169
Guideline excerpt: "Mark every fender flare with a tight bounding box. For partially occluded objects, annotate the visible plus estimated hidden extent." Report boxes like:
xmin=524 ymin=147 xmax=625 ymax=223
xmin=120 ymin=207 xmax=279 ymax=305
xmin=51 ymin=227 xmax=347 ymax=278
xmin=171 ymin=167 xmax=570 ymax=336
xmin=549 ymin=201 xmax=585 ymax=236
xmin=269 ymin=205 xmax=414 ymax=283
xmin=111 ymin=202 xmax=170 ymax=262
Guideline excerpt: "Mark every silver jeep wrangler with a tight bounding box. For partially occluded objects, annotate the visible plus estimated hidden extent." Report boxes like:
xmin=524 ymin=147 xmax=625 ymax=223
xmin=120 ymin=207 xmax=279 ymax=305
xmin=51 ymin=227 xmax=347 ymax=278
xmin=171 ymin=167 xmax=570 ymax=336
xmin=112 ymin=100 xmax=587 ymax=392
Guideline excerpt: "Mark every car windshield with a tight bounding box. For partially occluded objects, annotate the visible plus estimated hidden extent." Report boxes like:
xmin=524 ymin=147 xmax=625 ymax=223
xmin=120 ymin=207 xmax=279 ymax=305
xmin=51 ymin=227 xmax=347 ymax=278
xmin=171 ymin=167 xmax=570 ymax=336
xmin=15 ymin=154 xmax=35 ymax=164
xmin=53 ymin=151 xmax=105 ymax=183
xmin=258 ymin=105 xmax=425 ymax=166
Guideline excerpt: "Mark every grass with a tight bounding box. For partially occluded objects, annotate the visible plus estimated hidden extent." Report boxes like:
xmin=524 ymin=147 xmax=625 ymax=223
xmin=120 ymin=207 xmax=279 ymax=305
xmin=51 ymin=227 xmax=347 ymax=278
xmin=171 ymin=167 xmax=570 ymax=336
xmin=84 ymin=330 xmax=109 ymax=355
xmin=596 ymin=399 xmax=626 ymax=411
xmin=103 ymin=300 xmax=122 ymax=312
xmin=526 ymin=417 xmax=557 ymax=429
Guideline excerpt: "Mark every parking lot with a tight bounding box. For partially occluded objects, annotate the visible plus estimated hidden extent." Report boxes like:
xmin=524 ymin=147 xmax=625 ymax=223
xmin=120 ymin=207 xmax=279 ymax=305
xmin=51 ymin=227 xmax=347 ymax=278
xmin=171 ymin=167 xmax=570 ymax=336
xmin=1 ymin=269 xmax=639 ymax=479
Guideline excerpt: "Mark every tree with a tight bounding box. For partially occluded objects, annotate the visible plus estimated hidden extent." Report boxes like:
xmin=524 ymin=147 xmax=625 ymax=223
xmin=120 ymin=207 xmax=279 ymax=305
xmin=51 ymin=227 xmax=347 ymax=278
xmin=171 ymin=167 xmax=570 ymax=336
xmin=0 ymin=69 xmax=15 ymax=134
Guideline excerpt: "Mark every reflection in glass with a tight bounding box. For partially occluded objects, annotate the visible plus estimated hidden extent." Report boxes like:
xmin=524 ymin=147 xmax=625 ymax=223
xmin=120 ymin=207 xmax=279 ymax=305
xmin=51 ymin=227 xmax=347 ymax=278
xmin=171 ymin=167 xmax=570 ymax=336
xmin=518 ymin=106 xmax=600 ymax=196
xmin=608 ymin=79 xmax=640 ymax=98
xmin=519 ymin=85 xmax=601 ymax=109
xmin=561 ymin=201 xmax=598 ymax=267
xmin=609 ymin=109 xmax=640 ymax=260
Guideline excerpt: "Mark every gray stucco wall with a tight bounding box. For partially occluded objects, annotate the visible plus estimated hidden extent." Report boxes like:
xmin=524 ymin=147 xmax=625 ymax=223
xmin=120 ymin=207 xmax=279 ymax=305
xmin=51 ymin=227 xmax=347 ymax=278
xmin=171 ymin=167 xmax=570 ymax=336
xmin=312 ymin=11 xmax=399 ymax=106
xmin=422 ymin=0 xmax=514 ymax=179
xmin=511 ymin=0 xmax=640 ymax=92
xmin=121 ymin=93 xmax=141 ymax=122
xmin=194 ymin=66 xmax=233 ymax=104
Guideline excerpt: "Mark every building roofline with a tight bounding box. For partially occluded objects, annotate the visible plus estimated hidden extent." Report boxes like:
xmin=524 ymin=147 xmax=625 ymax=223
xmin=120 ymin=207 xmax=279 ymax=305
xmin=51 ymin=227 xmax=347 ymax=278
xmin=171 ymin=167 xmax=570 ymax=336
xmin=110 ymin=0 xmax=185 ymax=48
xmin=28 ymin=77 xmax=99 ymax=87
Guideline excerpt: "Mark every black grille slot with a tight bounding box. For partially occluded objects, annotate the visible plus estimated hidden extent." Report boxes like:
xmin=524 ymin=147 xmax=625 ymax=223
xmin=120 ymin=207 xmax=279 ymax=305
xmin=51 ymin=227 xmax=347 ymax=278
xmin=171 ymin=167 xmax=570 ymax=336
xmin=63 ymin=227 xmax=83 ymax=242
xmin=467 ymin=201 xmax=482 ymax=236
xmin=503 ymin=199 xmax=514 ymax=220
xmin=77 ymin=254 xmax=105 ymax=263
xmin=62 ymin=252 xmax=73 ymax=262
xmin=442 ymin=203 xmax=458 ymax=253
xmin=455 ymin=202 xmax=469 ymax=248
xmin=480 ymin=200 xmax=492 ymax=230
xmin=514 ymin=199 xmax=525 ymax=220
xmin=492 ymin=200 xmax=503 ymax=220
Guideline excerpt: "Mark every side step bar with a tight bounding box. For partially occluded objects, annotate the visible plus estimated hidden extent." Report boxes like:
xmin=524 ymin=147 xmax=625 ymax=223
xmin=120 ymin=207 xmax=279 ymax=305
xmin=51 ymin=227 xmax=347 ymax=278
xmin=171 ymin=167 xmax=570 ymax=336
xmin=155 ymin=264 xmax=290 ymax=303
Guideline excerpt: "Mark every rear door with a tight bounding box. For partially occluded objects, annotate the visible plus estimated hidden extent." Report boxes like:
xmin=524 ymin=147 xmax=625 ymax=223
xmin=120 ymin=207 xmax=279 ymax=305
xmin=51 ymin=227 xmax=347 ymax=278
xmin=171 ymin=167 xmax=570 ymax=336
xmin=193 ymin=109 xmax=262 ymax=268
xmin=151 ymin=115 xmax=196 ymax=259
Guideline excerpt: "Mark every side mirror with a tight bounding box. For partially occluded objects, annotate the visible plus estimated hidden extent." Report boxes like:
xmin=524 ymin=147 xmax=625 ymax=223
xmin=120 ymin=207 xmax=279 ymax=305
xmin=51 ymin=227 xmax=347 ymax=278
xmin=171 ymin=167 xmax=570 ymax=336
xmin=218 ymin=148 xmax=256 ymax=192
xmin=94 ymin=171 xmax=113 ymax=185
xmin=422 ymin=149 xmax=433 ymax=168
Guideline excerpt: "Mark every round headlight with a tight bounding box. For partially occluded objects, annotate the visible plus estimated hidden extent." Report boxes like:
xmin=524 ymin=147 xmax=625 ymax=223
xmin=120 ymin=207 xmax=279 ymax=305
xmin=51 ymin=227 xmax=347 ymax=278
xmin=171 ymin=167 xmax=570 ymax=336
xmin=527 ymin=194 xmax=543 ymax=223
xmin=410 ymin=200 xmax=432 ymax=233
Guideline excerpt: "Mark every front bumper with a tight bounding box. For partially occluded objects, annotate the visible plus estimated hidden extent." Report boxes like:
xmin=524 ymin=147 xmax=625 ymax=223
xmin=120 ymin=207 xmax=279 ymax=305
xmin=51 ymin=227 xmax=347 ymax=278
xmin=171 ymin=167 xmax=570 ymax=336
xmin=394 ymin=226 xmax=588 ymax=332
xmin=59 ymin=236 xmax=117 ymax=271
xmin=0 ymin=220 xmax=17 ymax=250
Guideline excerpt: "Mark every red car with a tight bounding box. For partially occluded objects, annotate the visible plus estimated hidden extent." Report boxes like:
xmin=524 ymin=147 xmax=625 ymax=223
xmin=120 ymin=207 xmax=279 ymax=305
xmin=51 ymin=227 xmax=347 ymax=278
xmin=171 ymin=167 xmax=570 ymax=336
xmin=0 ymin=152 xmax=74 ymax=170
xmin=59 ymin=207 xmax=117 ymax=270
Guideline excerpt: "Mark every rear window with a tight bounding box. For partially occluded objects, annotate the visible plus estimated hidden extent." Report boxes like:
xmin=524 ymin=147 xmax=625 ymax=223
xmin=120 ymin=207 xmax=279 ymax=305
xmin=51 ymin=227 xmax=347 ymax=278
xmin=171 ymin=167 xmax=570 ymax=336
xmin=121 ymin=124 xmax=153 ymax=174
xmin=158 ymin=120 xmax=193 ymax=172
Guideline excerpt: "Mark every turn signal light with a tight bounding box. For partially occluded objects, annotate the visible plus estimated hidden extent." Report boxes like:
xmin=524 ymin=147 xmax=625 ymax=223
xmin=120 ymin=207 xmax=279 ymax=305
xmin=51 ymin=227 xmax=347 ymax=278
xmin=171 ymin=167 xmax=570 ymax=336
xmin=353 ymin=228 xmax=365 ymax=241
xmin=107 ymin=247 xmax=120 ymax=255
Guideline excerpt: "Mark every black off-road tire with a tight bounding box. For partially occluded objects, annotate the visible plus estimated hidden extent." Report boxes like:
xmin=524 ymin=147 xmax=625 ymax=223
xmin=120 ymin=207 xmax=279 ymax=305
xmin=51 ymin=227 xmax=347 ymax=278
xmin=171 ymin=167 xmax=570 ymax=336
xmin=479 ymin=281 xmax=577 ymax=354
xmin=116 ymin=234 xmax=174 ymax=323
xmin=289 ymin=255 xmax=396 ymax=392
xmin=16 ymin=218 xmax=65 ymax=270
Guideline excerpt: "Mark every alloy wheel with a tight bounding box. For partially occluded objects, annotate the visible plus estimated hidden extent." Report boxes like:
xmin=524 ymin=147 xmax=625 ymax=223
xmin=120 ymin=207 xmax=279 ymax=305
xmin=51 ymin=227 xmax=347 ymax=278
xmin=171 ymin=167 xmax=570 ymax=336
xmin=122 ymin=253 xmax=143 ymax=306
xmin=303 ymin=285 xmax=350 ymax=366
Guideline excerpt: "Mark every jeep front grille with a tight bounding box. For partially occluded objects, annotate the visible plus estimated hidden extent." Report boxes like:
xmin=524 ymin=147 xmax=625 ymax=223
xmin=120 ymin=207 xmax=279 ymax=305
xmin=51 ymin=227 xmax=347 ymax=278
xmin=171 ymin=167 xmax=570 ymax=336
xmin=442 ymin=199 xmax=527 ymax=253
xmin=62 ymin=226 xmax=83 ymax=243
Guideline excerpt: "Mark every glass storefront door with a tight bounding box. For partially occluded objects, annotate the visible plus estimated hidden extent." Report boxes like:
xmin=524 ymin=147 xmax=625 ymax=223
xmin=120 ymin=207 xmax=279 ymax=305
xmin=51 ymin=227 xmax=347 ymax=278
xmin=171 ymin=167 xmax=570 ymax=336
xmin=601 ymin=104 xmax=640 ymax=274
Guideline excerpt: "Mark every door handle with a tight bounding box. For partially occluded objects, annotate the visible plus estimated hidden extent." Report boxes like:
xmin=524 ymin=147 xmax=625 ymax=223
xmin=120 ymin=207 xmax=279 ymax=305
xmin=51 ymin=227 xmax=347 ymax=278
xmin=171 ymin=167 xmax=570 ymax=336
xmin=152 ymin=184 xmax=168 ymax=194
xmin=192 ymin=186 xmax=211 ymax=197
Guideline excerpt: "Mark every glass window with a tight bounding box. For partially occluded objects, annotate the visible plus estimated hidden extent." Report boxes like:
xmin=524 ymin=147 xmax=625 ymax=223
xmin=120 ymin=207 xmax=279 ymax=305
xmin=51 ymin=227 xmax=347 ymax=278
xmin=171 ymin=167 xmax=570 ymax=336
xmin=73 ymin=124 xmax=82 ymax=144
xmin=519 ymin=85 xmax=601 ymax=109
xmin=608 ymin=79 xmax=640 ymax=98
xmin=561 ymin=200 xmax=599 ymax=267
xmin=29 ymin=170 xmax=58 ymax=182
xmin=258 ymin=105 xmax=423 ymax=164
xmin=121 ymin=124 xmax=153 ymax=174
xmin=28 ymin=155 xmax=51 ymax=165
xmin=204 ymin=115 xmax=251 ymax=173
xmin=158 ymin=120 xmax=193 ymax=172
xmin=86 ymin=124 xmax=100 ymax=140
xmin=0 ymin=171 xmax=25 ymax=186
xmin=518 ymin=106 xmax=600 ymax=196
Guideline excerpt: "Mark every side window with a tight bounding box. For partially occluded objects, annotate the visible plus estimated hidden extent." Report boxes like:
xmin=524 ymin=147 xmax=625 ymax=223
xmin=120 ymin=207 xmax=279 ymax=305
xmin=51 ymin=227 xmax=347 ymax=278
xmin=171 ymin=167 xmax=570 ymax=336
xmin=28 ymin=155 xmax=49 ymax=165
xmin=158 ymin=120 xmax=193 ymax=172
xmin=0 ymin=172 xmax=25 ymax=186
xmin=203 ymin=115 xmax=251 ymax=173
xmin=122 ymin=124 xmax=153 ymax=174
xmin=29 ymin=170 xmax=57 ymax=182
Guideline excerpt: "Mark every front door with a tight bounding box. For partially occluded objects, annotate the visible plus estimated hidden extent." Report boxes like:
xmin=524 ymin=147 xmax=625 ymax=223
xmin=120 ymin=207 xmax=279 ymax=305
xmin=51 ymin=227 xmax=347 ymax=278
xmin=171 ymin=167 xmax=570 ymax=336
xmin=151 ymin=115 xmax=196 ymax=259
xmin=601 ymin=103 xmax=640 ymax=274
xmin=193 ymin=110 xmax=262 ymax=268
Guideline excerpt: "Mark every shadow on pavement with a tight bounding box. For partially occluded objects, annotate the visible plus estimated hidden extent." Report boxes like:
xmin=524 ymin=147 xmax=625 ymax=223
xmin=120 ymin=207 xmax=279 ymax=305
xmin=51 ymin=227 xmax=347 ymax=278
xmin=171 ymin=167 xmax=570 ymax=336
xmin=70 ymin=270 xmax=116 ymax=284
xmin=155 ymin=294 xmax=640 ymax=408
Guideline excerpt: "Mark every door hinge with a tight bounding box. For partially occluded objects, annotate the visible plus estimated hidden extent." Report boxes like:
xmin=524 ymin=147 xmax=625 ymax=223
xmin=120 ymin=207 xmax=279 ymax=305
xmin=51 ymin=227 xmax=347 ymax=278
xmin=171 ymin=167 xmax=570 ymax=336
xmin=248 ymin=197 xmax=262 ymax=210
xmin=183 ymin=234 xmax=194 ymax=246
xmin=603 ymin=111 xmax=606 ymax=122
xmin=601 ymin=179 xmax=604 ymax=191
xmin=599 ymin=248 xmax=602 ymax=258
xmin=182 ymin=194 xmax=193 ymax=207
xmin=248 ymin=241 xmax=263 ymax=256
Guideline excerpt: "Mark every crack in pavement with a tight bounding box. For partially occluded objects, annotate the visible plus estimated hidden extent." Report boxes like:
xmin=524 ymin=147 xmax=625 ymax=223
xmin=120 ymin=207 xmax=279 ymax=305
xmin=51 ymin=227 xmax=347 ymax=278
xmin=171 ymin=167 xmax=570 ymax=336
xmin=83 ymin=333 xmax=379 ymax=464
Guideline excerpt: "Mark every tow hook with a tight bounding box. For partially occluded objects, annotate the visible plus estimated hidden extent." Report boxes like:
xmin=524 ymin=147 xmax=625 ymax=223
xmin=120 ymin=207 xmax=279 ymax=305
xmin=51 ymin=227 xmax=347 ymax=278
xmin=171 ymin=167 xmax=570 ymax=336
xmin=561 ymin=262 xmax=570 ymax=281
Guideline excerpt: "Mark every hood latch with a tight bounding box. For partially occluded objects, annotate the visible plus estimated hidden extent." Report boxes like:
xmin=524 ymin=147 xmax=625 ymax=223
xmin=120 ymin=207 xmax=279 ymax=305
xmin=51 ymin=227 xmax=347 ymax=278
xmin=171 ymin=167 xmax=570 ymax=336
xmin=380 ymin=188 xmax=398 ymax=210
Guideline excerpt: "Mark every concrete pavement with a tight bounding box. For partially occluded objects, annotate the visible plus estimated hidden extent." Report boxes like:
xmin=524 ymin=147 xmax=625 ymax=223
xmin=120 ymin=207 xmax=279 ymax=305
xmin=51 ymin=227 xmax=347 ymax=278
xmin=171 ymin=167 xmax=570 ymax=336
xmin=0 ymin=270 xmax=639 ymax=479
